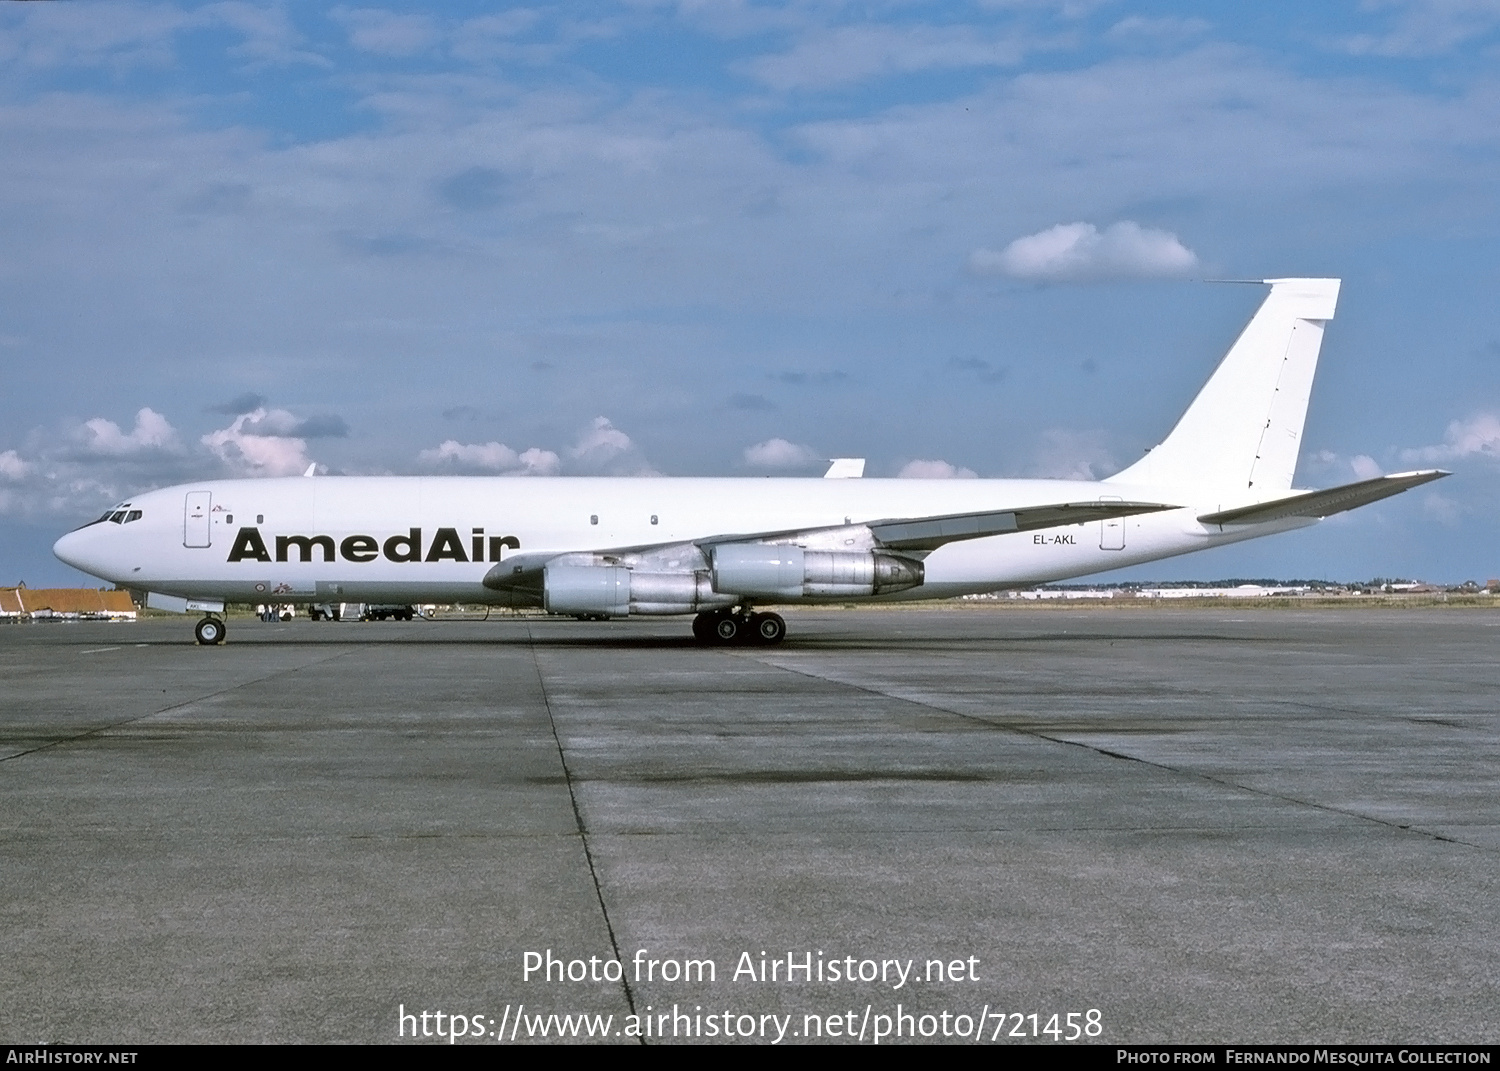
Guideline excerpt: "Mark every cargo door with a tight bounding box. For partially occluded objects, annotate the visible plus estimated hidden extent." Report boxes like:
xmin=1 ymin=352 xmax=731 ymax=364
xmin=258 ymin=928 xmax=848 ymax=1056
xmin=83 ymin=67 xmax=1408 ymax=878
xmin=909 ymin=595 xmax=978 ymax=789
xmin=184 ymin=491 xmax=212 ymax=548
xmin=1099 ymin=495 xmax=1125 ymax=551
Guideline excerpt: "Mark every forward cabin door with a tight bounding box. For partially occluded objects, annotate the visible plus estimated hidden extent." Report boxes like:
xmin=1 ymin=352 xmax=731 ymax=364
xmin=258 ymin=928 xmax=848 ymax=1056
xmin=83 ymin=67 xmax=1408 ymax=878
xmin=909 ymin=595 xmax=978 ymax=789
xmin=184 ymin=491 xmax=212 ymax=548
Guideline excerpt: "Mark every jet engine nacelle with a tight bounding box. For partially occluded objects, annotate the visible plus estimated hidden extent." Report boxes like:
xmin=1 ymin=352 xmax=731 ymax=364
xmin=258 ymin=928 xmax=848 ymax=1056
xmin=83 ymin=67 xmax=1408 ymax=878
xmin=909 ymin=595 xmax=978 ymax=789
xmin=542 ymin=563 xmax=733 ymax=617
xmin=709 ymin=543 xmax=924 ymax=599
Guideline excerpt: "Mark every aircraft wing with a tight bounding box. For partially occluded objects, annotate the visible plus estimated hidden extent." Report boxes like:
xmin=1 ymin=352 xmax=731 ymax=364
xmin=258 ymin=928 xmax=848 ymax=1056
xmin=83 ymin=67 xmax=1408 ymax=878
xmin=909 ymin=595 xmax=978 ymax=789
xmin=1196 ymin=470 xmax=1449 ymax=526
xmin=484 ymin=498 xmax=1178 ymax=591
xmin=860 ymin=500 xmax=1179 ymax=552
xmin=678 ymin=499 xmax=1178 ymax=553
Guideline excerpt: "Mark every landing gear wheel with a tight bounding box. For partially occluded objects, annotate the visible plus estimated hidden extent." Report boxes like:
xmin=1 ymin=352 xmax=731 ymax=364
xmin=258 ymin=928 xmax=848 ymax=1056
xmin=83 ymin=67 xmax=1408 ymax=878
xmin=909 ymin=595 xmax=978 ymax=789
xmin=750 ymin=612 xmax=786 ymax=645
xmin=692 ymin=612 xmax=716 ymax=641
xmin=194 ymin=616 xmax=226 ymax=646
xmin=712 ymin=614 xmax=742 ymax=644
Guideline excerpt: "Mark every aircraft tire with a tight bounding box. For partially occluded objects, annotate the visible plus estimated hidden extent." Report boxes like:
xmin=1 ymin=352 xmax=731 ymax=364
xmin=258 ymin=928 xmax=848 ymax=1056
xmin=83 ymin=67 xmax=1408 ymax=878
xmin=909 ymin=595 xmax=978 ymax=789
xmin=750 ymin=612 xmax=786 ymax=645
xmin=194 ymin=617 xmax=225 ymax=646
xmin=691 ymin=613 xmax=715 ymax=641
xmin=712 ymin=614 xmax=741 ymax=644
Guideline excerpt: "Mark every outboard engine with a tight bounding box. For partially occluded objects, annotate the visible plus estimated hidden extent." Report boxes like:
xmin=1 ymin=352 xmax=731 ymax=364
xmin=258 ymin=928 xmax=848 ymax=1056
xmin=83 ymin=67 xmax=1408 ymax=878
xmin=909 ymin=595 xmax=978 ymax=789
xmin=543 ymin=563 xmax=631 ymax=616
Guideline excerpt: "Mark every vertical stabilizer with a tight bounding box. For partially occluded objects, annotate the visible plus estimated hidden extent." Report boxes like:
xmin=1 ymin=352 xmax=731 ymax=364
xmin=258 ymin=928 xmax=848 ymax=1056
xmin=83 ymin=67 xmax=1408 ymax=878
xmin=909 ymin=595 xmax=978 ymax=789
xmin=1106 ymin=278 xmax=1340 ymax=492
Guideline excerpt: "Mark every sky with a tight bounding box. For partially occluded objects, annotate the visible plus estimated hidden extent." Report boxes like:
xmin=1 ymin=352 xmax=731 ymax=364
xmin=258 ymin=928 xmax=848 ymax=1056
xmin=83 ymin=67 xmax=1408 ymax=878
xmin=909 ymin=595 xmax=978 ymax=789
xmin=2 ymin=0 xmax=1498 ymax=587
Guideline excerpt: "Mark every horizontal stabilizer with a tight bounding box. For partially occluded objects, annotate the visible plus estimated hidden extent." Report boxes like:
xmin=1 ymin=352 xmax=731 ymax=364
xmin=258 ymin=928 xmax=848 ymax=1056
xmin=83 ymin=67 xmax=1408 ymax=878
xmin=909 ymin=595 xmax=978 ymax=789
xmin=869 ymin=500 xmax=1178 ymax=552
xmin=1197 ymin=470 xmax=1449 ymax=526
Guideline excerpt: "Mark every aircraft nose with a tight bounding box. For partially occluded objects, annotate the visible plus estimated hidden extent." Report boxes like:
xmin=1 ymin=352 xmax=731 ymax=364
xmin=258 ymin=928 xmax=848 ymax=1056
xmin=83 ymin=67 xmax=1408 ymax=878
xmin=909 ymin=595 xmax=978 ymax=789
xmin=53 ymin=526 xmax=104 ymax=576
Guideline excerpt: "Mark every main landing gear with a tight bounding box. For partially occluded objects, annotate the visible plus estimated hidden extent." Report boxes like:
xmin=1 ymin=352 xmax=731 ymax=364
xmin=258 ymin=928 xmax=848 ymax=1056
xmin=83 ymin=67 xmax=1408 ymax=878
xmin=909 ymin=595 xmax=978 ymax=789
xmin=194 ymin=615 xmax=226 ymax=646
xmin=692 ymin=609 xmax=786 ymax=646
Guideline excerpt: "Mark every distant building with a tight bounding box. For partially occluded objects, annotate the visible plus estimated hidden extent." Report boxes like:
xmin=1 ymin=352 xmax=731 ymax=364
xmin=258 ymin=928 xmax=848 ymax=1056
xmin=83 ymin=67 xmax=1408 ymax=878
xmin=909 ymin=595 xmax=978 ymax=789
xmin=0 ymin=586 xmax=137 ymax=622
xmin=983 ymin=583 xmax=1312 ymax=601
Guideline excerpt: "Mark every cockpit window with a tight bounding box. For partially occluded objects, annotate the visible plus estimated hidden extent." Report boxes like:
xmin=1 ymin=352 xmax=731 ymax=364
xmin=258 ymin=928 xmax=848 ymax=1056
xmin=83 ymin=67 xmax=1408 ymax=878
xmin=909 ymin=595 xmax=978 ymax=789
xmin=76 ymin=503 xmax=133 ymax=530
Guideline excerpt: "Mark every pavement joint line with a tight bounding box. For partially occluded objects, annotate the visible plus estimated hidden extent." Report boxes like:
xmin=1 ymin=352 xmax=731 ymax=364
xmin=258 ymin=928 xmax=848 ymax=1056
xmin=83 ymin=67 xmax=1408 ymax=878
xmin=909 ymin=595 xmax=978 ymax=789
xmin=525 ymin=624 xmax=640 ymax=1029
xmin=745 ymin=651 xmax=1493 ymax=855
xmin=0 ymin=647 xmax=357 ymax=765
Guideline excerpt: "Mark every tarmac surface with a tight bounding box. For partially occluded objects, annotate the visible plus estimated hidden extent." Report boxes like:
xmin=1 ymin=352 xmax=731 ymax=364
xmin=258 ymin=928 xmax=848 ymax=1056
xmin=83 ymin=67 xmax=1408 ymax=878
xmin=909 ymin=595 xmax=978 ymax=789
xmin=2 ymin=607 xmax=1498 ymax=1045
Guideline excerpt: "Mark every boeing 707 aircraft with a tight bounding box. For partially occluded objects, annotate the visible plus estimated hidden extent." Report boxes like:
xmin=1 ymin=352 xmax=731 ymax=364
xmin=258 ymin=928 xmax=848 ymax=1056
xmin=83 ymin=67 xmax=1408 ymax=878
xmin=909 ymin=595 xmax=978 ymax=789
xmin=53 ymin=278 xmax=1446 ymax=645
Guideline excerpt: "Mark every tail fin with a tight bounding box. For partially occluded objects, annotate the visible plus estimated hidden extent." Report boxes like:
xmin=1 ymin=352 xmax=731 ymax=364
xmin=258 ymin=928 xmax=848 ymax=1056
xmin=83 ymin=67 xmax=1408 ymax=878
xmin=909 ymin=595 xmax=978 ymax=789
xmin=1106 ymin=278 xmax=1340 ymax=492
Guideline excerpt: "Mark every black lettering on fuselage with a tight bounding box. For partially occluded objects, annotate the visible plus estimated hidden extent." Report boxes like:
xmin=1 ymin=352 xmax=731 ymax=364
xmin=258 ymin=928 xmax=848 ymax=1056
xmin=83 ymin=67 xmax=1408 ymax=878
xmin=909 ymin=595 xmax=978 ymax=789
xmin=425 ymin=527 xmax=468 ymax=563
xmin=340 ymin=534 xmax=378 ymax=562
xmin=224 ymin=526 xmax=520 ymax=564
xmin=277 ymin=534 xmax=335 ymax=562
xmin=384 ymin=528 xmax=422 ymax=562
xmin=227 ymin=527 xmax=272 ymax=563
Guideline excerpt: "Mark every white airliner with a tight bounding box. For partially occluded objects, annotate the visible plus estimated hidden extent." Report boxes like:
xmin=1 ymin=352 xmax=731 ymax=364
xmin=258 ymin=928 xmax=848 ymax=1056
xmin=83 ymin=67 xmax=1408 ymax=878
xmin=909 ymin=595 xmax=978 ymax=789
xmin=53 ymin=278 xmax=1446 ymax=646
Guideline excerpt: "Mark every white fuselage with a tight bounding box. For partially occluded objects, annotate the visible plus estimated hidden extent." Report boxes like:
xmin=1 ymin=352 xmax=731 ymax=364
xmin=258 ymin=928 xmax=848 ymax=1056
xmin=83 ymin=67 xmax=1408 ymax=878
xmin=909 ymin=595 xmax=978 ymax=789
xmin=52 ymin=475 xmax=1311 ymax=608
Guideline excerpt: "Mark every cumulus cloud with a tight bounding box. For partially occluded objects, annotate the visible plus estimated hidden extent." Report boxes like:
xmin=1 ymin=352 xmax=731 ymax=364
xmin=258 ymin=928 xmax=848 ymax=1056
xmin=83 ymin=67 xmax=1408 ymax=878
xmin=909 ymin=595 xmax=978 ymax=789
xmin=0 ymin=408 xmax=214 ymax=521
xmin=970 ymin=221 xmax=1198 ymax=282
xmin=77 ymin=408 xmax=177 ymax=456
xmin=201 ymin=407 xmax=314 ymax=477
xmin=417 ymin=417 xmax=653 ymax=477
xmin=418 ymin=440 xmax=561 ymax=475
xmin=568 ymin=416 xmax=658 ymax=476
xmin=238 ymin=410 xmax=349 ymax=439
xmin=1027 ymin=428 xmax=1117 ymax=479
xmin=1307 ymin=449 xmax=1385 ymax=482
xmin=897 ymin=459 xmax=978 ymax=479
xmin=1400 ymin=413 xmax=1500 ymax=465
xmin=744 ymin=438 xmax=820 ymax=468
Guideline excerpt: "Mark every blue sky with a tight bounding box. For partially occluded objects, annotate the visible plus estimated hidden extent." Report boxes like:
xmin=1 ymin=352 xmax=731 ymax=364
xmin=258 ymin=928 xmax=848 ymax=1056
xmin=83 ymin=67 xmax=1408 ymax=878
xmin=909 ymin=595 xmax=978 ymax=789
xmin=2 ymin=0 xmax=1498 ymax=586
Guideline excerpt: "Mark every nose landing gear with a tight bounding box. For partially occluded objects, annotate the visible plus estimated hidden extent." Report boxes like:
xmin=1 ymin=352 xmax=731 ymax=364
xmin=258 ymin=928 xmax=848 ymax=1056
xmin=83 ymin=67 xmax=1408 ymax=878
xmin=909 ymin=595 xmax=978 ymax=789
xmin=692 ymin=609 xmax=786 ymax=645
xmin=194 ymin=616 xmax=226 ymax=646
